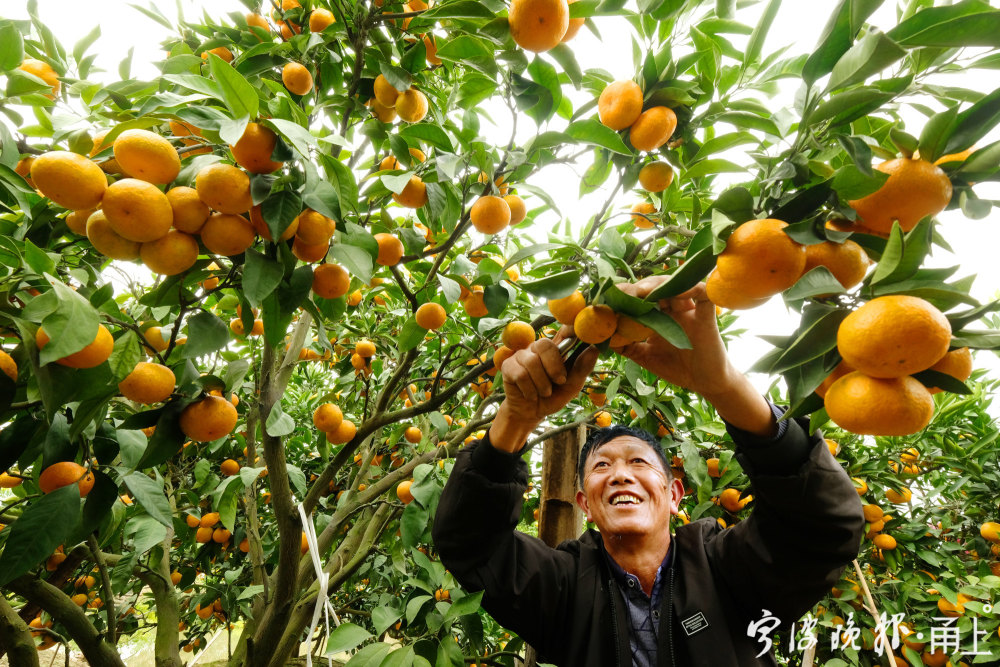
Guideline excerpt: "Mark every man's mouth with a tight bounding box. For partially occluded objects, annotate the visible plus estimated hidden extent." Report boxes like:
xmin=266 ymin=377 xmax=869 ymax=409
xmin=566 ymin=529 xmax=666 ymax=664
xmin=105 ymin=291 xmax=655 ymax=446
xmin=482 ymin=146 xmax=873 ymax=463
xmin=609 ymin=493 xmax=642 ymax=506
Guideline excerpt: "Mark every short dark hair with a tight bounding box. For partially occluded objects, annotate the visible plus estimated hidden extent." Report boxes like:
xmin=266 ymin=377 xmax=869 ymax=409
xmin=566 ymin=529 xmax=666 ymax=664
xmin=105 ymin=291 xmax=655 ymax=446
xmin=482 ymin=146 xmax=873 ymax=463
xmin=578 ymin=425 xmax=671 ymax=487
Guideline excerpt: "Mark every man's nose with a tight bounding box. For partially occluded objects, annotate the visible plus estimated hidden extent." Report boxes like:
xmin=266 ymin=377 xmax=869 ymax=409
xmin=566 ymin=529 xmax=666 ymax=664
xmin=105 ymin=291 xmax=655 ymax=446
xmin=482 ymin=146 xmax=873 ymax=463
xmin=609 ymin=460 xmax=633 ymax=483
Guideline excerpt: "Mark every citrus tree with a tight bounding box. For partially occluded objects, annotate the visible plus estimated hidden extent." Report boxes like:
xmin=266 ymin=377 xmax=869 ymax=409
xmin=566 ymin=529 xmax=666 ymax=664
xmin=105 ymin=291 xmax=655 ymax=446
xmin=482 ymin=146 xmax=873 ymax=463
xmin=0 ymin=0 xmax=999 ymax=666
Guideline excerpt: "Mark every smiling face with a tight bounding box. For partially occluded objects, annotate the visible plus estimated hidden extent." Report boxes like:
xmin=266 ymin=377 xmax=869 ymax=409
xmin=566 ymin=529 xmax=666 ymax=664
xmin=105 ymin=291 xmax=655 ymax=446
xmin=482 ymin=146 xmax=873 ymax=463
xmin=575 ymin=436 xmax=683 ymax=541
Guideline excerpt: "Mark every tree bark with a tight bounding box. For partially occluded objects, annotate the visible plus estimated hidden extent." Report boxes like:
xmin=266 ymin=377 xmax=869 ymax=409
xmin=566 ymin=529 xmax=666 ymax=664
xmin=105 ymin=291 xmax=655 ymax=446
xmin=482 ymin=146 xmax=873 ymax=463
xmin=136 ymin=525 xmax=182 ymax=667
xmin=5 ymin=575 xmax=126 ymax=667
xmin=538 ymin=424 xmax=584 ymax=548
xmin=0 ymin=594 xmax=39 ymax=667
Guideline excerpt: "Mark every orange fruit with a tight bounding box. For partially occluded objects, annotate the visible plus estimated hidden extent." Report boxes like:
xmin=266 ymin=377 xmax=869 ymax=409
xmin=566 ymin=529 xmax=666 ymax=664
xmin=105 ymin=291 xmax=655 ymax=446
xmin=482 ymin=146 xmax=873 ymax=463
xmin=392 ymin=175 xmax=428 ymax=208
xmin=313 ymin=263 xmax=351 ymax=299
xmin=396 ymin=480 xmax=415 ymax=504
xmin=119 ymin=362 xmax=176 ymax=404
xmin=38 ymin=462 xmax=95 ymax=497
xmin=848 ymin=158 xmax=953 ymax=234
xmin=64 ymin=207 xmax=94 ymax=235
xmin=326 ymin=419 xmax=356 ymax=444
xmin=30 ymin=151 xmax=107 ymax=210
xmin=862 ymin=504 xmax=883 ymax=523
xmin=201 ymin=46 xmax=234 ymax=63
xmin=170 ymin=570 xmax=182 ymax=586
xmin=815 ymin=359 xmax=854 ymax=398
xmin=369 ymin=97 xmax=397 ymax=122
xmin=629 ymin=106 xmax=677 ymax=152
xmin=185 ymin=514 xmax=200 ymax=528
xmin=282 ymin=62 xmax=313 ymax=95
xmin=313 ymin=403 xmax=344 ymax=432
xmin=423 ymin=34 xmax=442 ymax=65
xmin=803 ymin=240 xmax=869 ymax=290
xmin=200 ymin=512 xmax=221 ymax=528
xmin=395 ymin=89 xmax=429 ymax=123
xmin=548 ymin=290 xmax=586 ymax=325
xmin=195 ymin=163 xmax=253 ymax=214
xmin=462 ymin=289 xmax=489 ymax=318
xmin=36 ymin=324 xmax=114 ymax=369
xmin=562 ymin=0 xmax=585 ymax=41
xmin=502 ymin=321 xmax=535 ymax=351
xmin=346 ymin=289 xmax=363 ymax=306
xmin=825 ymin=372 xmax=933 ymax=436
xmin=415 ymin=302 xmax=447 ymax=330
xmin=595 ymin=411 xmax=612 ymax=427
xmin=470 ymin=195 xmax=511 ymax=234
xmin=719 ymin=488 xmax=750 ymax=513
xmin=230 ymin=122 xmax=284 ymax=174
xmin=837 ymin=295 xmax=951 ymax=378
xmin=492 ymin=345 xmax=514 ymax=375
xmin=102 ymin=178 xmax=173 ymax=242
xmin=598 ymin=80 xmax=643 ymax=131
xmin=195 ymin=602 xmax=213 ymax=618
xmin=0 ymin=472 xmax=20 ymax=488
xmin=247 ymin=12 xmax=269 ymax=32
xmin=179 ymin=395 xmax=239 ymax=442
xmin=300 ymin=531 xmax=309 ymax=554
xmin=638 ymin=161 xmax=674 ymax=192
xmin=14 ymin=156 xmax=34 ymax=186
xmin=220 ymin=459 xmax=240 ymax=476
xmin=168 ymin=119 xmax=210 ymax=155
xmin=0 ymin=350 xmax=16 ymax=382
xmin=18 ymin=58 xmax=60 ymax=98
xmin=508 ymin=0 xmax=570 ymax=52
xmin=630 ymin=202 xmax=657 ymax=229
xmin=925 ymin=347 xmax=973 ymax=394
xmin=936 ymin=593 xmax=970 ymax=618
xmin=614 ymin=315 xmax=653 ymax=343
xmin=72 ymin=593 xmax=89 ymax=606
xmin=979 ymin=521 xmax=1000 ymax=543
xmin=573 ymin=304 xmax=618 ymax=344
xmin=309 ymin=7 xmax=336 ymax=31
xmin=201 ymin=213 xmax=256 ymax=256
xmin=504 ymin=194 xmax=527 ymax=225
xmin=373 ymin=74 xmax=401 ymax=108
xmin=355 ymin=339 xmax=376 ymax=357
xmin=166 ymin=186 xmax=211 ymax=234
xmin=294 ymin=209 xmax=336 ymax=245
xmin=715 ymin=219 xmax=805 ymax=299
xmin=706 ymin=458 xmax=725 ymax=478
xmin=113 ymin=129 xmax=181 ymax=184
xmin=141 ymin=230 xmax=200 ymax=275
xmin=404 ymin=426 xmax=422 ymax=443
xmin=251 ymin=204 xmax=298 ymax=241
xmin=374 ymin=233 xmax=404 ymax=266
xmin=873 ymin=534 xmax=897 ymax=550
xmin=921 ymin=651 xmax=948 ymax=667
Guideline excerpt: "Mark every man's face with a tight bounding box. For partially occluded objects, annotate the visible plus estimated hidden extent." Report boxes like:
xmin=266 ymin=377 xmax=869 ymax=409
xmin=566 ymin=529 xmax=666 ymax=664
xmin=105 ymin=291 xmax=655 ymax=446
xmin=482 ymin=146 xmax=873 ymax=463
xmin=575 ymin=436 xmax=683 ymax=539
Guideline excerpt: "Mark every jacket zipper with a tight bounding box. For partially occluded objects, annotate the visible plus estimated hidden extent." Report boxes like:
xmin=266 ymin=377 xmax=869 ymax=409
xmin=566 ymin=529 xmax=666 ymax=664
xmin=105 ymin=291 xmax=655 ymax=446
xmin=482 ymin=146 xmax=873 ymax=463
xmin=608 ymin=577 xmax=623 ymax=667
xmin=666 ymin=563 xmax=676 ymax=667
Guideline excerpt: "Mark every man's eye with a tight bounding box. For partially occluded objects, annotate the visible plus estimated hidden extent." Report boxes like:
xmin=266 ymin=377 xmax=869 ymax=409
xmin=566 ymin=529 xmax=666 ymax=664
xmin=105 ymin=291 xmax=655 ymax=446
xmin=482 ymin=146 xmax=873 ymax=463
xmin=631 ymin=458 xmax=646 ymax=464
xmin=593 ymin=461 xmax=609 ymax=468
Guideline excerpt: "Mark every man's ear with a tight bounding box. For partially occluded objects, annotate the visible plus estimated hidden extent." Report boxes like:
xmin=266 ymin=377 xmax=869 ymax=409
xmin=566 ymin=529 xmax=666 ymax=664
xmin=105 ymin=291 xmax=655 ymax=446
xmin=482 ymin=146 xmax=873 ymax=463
xmin=575 ymin=490 xmax=591 ymax=521
xmin=668 ymin=477 xmax=684 ymax=515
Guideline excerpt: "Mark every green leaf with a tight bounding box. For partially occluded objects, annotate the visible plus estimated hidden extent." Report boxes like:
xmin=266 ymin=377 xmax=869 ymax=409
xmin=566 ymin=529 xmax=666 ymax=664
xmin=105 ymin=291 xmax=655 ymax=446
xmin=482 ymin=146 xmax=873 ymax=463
xmin=503 ymin=243 xmax=561 ymax=268
xmin=802 ymin=0 xmax=886 ymax=85
xmin=181 ymin=311 xmax=229 ymax=359
xmin=912 ymin=369 xmax=972 ymax=395
xmin=599 ymin=229 xmax=626 ymax=259
xmin=712 ymin=111 xmax=781 ymax=137
xmin=602 ymin=286 xmax=655 ymax=318
xmin=917 ymin=106 xmax=959 ymax=164
xmin=827 ymin=30 xmax=905 ymax=92
xmin=889 ymin=3 xmax=1000 ymax=48
xmin=635 ymin=310 xmax=691 ymax=350
xmin=782 ymin=267 xmax=845 ymax=300
xmin=742 ymin=0 xmax=781 ymax=72
xmin=207 ymin=53 xmax=258 ymax=121
xmin=327 ymin=158 xmax=359 ymax=215
xmin=809 ymin=83 xmax=905 ymax=128
xmin=260 ymin=190 xmax=301 ymax=243
xmin=0 ymin=22 xmax=25 ymax=72
xmin=38 ymin=277 xmax=99 ymax=367
xmin=870 ymin=218 xmax=932 ymax=286
xmin=0 ymin=485 xmax=80 ymax=586
xmin=72 ymin=25 xmax=101 ymax=65
xmin=764 ymin=308 xmax=850 ymax=374
xmin=443 ymin=591 xmax=484 ymax=622
xmin=520 ymin=270 xmax=581 ymax=300
xmin=379 ymin=61 xmax=412 ymax=94
xmin=564 ymin=119 xmax=631 ymax=155
xmin=683 ymin=159 xmax=745 ymax=181
xmin=646 ymin=247 xmax=716 ymax=301
xmin=941 ymin=88 xmax=1000 ymax=158
xmin=373 ymin=607 xmax=404 ymax=636
xmin=344 ymin=643 xmax=392 ymax=666
xmin=399 ymin=124 xmax=454 ymax=152
xmin=830 ymin=163 xmax=888 ymax=200
xmin=265 ymin=403 xmax=295 ymax=437
xmin=243 ymin=251 xmax=282 ymax=310
xmin=435 ymin=35 xmax=494 ymax=62
xmin=108 ymin=330 xmax=141 ymax=382
xmin=398 ymin=317 xmax=425 ymax=352
xmin=122 ymin=471 xmax=173 ymax=527
xmin=325 ymin=622 xmax=374 ymax=655
xmin=267 ymin=118 xmax=318 ymax=160
xmin=329 ymin=243 xmax=373 ymax=286
xmin=23 ymin=240 xmax=56 ymax=276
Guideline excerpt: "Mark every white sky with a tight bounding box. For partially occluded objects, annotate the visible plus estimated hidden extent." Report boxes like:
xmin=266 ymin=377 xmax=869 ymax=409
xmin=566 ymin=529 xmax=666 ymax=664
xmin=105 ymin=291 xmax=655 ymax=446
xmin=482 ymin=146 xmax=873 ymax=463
xmin=6 ymin=0 xmax=999 ymax=393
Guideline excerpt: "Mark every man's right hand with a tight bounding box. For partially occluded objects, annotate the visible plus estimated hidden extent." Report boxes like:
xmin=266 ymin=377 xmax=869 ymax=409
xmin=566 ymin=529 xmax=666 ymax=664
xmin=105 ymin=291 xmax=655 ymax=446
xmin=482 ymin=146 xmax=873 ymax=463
xmin=488 ymin=337 xmax=598 ymax=453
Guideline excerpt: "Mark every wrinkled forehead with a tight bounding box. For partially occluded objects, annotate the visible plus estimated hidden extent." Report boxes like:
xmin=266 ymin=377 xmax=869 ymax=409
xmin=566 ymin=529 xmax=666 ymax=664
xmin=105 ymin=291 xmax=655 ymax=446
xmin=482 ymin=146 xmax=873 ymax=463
xmin=586 ymin=436 xmax=663 ymax=464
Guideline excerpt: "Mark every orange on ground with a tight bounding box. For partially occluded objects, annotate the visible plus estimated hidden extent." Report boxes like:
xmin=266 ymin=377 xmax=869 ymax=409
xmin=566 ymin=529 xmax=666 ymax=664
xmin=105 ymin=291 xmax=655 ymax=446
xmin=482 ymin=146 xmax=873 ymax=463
xmin=166 ymin=186 xmax=211 ymax=234
xmin=502 ymin=321 xmax=535 ymax=351
xmin=314 ymin=403 xmax=344 ymax=432
xmin=471 ymin=195 xmax=511 ymax=234
xmin=18 ymin=58 xmax=60 ymax=98
xmin=504 ymin=194 xmax=527 ymax=225
xmin=548 ymin=290 xmax=586 ymax=325
xmin=38 ymin=462 xmax=95 ymax=497
xmin=119 ymin=362 xmax=175 ymax=404
xmin=292 ymin=238 xmax=329 ymax=263
xmin=201 ymin=213 xmax=256 ymax=256
xmin=825 ymin=372 xmax=933 ymax=436
xmin=574 ymin=305 xmax=618 ymax=344
xmin=629 ymin=106 xmax=677 ymax=152
xmin=396 ymin=480 xmax=415 ymax=504
xmin=36 ymin=324 xmax=114 ymax=369
xmin=373 ymin=74 xmax=401 ymax=108
xmin=102 ymin=178 xmax=173 ymax=242
xmin=282 ymin=62 xmax=313 ymax=95
xmin=416 ymin=302 xmax=447 ymax=330
xmin=326 ymin=419 xmax=356 ymax=444
xmin=715 ymin=219 xmax=805 ymax=299
xmin=141 ymin=230 xmax=200 ymax=276
xmin=848 ymin=158 xmax=953 ymax=234
xmin=395 ymin=89 xmax=429 ymax=123
xmin=113 ymin=129 xmax=181 ymax=184
xmin=392 ymin=175 xmax=428 ymax=208
xmin=313 ymin=263 xmax=351 ymax=299
xmin=837 ymin=295 xmax=951 ymax=378
xmin=638 ymin=162 xmax=674 ymax=192
xmin=179 ymin=395 xmax=239 ymax=442
xmin=405 ymin=426 xmax=422 ymax=443
xmin=374 ymin=233 xmax=404 ymax=265
xmin=463 ymin=289 xmax=489 ymax=318
xmin=926 ymin=347 xmax=973 ymax=394
xmin=803 ymin=239 xmax=869 ymax=290
xmin=30 ymin=151 xmax=107 ymax=211
xmin=309 ymin=8 xmax=336 ymax=31
xmin=220 ymin=459 xmax=239 ymax=476
xmin=598 ymin=80 xmax=643 ymax=131
xmin=508 ymin=0 xmax=570 ymax=52
xmin=630 ymin=202 xmax=657 ymax=229
xmin=230 ymin=122 xmax=284 ymax=174
xmin=195 ymin=163 xmax=253 ymax=214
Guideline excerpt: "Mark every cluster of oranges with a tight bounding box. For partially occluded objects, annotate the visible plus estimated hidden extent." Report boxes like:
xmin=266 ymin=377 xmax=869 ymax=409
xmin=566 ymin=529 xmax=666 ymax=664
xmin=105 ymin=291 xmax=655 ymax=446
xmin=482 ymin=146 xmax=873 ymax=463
xmin=314 ymin=400 xmax=357 ymax=445
xmin=372 ymin=74 xmax=430 ymax=124
xmin=547 ymin=289 xmax=653 ymax=348
xmin=598 ymin=80 xmax=678 ymax=153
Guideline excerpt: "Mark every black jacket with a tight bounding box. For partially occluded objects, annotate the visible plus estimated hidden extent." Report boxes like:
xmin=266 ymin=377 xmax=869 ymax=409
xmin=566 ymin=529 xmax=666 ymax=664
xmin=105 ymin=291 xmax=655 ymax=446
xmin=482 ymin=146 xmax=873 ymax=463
xmin=431 ymin=415 xmax=865 ymax=666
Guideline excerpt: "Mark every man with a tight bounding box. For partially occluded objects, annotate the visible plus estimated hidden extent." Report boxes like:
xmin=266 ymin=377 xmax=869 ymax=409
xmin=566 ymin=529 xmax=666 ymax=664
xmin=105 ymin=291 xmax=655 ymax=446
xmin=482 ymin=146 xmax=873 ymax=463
xmin=431 ymin=280 xmax=865 ymax=666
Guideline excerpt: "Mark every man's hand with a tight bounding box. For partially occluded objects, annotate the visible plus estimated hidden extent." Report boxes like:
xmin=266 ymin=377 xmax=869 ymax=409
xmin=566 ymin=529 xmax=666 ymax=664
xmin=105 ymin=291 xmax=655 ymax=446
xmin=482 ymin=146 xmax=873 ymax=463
xmin=488 ymin=337 xmax=599 ymax=453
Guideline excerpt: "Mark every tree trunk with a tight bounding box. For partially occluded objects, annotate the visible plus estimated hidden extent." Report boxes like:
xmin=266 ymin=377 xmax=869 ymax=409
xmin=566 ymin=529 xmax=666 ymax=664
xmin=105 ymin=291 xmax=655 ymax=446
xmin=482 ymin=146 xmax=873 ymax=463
xmin=136 ymin=526 xmax=182 ymax=667
xmin=537 ymin=424 xmax=584 ymax=548
xmin=0 ymin=594 xmax=39 ymax=667
xmin=6 ymin=575 xmax=126 ymax=667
